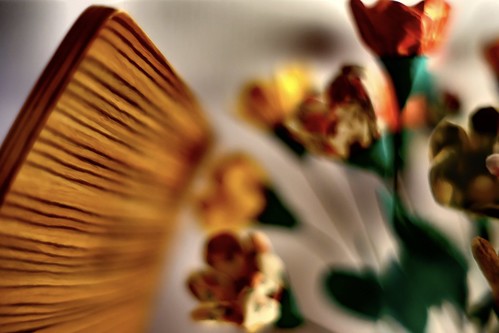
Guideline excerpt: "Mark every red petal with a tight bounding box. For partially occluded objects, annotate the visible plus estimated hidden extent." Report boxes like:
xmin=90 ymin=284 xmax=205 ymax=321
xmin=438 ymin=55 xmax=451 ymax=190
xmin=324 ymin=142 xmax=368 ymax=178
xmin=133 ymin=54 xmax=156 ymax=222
xmin=350 ymin=0 xmax=451 ymax=56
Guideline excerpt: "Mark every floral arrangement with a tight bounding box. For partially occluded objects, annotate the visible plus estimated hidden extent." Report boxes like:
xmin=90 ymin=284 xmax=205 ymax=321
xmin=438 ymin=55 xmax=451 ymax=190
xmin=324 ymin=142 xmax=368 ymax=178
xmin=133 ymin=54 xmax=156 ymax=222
xmin=183 ymin=0 xmax=499 ymax=332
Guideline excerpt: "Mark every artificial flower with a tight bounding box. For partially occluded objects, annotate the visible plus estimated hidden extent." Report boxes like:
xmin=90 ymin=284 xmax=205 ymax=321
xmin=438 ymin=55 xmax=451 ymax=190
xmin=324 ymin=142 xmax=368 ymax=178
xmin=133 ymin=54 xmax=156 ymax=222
xmin=349 ymin=0 xmax=451 ymax=57
xmin=187 ymin=231 xmax=286 ymax=332
xmin=484 ymin=38 xmax=499 ymax=81
xmin=429 ymin=106 xmax=499 ymax=217
xmin=195 ymin=153 xmax=267 ymax=232
xmin=286 ymin=65 xmax=379 ymax=159
xmin=237 ymin=65 xmax=312 ymax=129
xmin=195 ymin=152 xmax=300 ymax=231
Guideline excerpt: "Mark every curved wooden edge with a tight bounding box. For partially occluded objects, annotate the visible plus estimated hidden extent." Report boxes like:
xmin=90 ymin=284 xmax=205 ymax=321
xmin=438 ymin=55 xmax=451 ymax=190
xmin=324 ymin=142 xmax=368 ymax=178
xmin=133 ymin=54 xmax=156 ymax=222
xmin=0 ymin=6 xmax=120 ymax=205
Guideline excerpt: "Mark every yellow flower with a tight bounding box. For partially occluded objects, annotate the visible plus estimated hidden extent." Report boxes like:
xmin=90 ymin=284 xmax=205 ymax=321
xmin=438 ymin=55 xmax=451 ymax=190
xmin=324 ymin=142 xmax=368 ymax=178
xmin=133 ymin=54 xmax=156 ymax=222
xmin=286 ymin=65 xmax=379 ymax=159
xmin=429 ymin=107 xmax=499 ymax=217
xmin=195 ymin=153 xmax=267 ymax=232
xmin=187 ymin=231 xmax=285 ymax=332
xmin=238 ymin=65 xmax=312 ymax=129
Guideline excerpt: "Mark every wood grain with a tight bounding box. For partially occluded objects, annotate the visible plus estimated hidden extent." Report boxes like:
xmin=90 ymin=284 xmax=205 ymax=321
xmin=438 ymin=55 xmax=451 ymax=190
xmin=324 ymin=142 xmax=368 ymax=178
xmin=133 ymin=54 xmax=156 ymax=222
xmin=0 ymin=6 xmax=211 ymax=332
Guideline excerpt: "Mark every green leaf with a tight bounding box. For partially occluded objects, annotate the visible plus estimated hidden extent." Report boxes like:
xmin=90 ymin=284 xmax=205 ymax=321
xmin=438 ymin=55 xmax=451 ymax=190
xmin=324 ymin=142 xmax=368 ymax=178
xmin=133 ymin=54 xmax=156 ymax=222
xmin=273 ymin=124 xmax=307 ymax=158
xmin=275 ymin=285 xmax=305 ymax=329
xmin=381 ymin=261 xmax=429 ymax=333
xmin=257 ymin=186 xmax=300 ymax=229
xmin=378 ymin=190 xmax=467 ymax=267
xmin=323 ymin=268 xmax=384 ymax=320
xmin=376 ymin=191 xmax=468 ymax=331
xmin=381 ymin=252 xmax=467 ymax=333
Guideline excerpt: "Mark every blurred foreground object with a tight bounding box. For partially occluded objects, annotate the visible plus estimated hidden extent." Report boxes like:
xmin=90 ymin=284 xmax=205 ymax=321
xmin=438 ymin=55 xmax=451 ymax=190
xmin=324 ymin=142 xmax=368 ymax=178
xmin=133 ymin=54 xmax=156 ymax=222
xmin=472 ymin=237 xmax=499 ymax=309
xmin=187 ymin=231 xmax=286 ymax=332
xmin=429 ymin=107 xmax=498 ymax=218
xmin=0 ymin=6 xmax=211 ymax=332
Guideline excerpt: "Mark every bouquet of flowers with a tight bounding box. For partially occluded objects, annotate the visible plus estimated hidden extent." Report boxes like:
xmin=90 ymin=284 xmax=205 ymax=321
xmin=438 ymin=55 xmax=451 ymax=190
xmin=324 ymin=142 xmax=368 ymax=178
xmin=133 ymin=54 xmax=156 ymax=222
xmin=182 ymin=1 xmax=499 ymax=332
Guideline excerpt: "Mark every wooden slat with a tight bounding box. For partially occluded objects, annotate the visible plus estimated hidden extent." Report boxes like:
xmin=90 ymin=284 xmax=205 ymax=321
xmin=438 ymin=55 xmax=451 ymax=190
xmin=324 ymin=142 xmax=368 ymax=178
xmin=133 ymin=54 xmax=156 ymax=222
xmin=0 ymin=6 xmax=211 ymax=332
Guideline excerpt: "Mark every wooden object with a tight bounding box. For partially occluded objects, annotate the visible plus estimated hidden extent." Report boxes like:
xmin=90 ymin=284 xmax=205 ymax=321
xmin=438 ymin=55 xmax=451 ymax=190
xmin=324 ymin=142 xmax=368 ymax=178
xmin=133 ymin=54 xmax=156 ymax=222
xmin=0 ymin=6 xmax=211 ymax=332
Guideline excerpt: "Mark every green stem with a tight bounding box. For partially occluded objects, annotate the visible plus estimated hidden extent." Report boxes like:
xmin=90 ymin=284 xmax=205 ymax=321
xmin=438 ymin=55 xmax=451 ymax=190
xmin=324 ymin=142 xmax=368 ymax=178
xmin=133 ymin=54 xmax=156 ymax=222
xmin=379 ymin=56 xmax=426 ymax=196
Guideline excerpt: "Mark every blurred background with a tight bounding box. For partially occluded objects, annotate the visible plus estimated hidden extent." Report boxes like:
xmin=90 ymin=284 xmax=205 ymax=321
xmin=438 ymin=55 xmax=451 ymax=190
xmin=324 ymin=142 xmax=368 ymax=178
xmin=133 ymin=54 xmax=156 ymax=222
xmin=1 ymin=1 xmax=499 ymax=332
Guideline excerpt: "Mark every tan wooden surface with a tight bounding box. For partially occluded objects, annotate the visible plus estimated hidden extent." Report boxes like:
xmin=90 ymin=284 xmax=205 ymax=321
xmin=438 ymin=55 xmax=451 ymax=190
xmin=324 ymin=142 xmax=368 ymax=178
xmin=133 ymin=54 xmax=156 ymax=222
xmin=0 ymin=6 xmax=211 ymax=332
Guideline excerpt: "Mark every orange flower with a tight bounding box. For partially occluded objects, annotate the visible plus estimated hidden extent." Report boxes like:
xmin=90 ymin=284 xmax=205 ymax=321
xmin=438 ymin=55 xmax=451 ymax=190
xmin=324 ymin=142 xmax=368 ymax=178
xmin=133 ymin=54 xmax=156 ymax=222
xmin=238 ymin=65 xmax=312 ymax=128
xmin=187 ymin=231 xmax=285 ymax=332
xmin=286 ymin=66 xmax=379 ymax=158
xmin=195 ymin=153 xmax=267 ymax=232
xmin=484 ymin=38 xmax=499 ymax=79
xmin=350 ymin=0 xmax=451 ymax=56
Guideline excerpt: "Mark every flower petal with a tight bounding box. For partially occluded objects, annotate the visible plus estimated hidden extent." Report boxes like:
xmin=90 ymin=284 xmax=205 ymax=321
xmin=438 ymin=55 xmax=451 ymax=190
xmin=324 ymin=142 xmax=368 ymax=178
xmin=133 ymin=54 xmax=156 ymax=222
xmin=205 ymin=232 xmax=249 ymax=279
xmin=195 ymin=153 xmax=267 ymax=231
xmin=349 ymin=0 xmax=451 ymax=56
xmin=429 ymin=121 xmax=470 ymax=159
xmin=237 ymin=65 xmax=312 ymax=129
xmin=429 ymin=108 xmax=499 ymax=217
xmin=187 ymin=269 xmax=236 ymax=302
xmin=238 ymin=81 xmax=282 ymax=128
xmin=286 ymin=65 xmax=379 ymax=158
xmin=239 ymin=286 xmax=281 ymax=332
xmin=420 ymin=0 xmax=451 ymax=53
xmin=470 ymin=107 xmax=499 ymax=137
xmin=191 ymin=302 xmax=244 ymax=325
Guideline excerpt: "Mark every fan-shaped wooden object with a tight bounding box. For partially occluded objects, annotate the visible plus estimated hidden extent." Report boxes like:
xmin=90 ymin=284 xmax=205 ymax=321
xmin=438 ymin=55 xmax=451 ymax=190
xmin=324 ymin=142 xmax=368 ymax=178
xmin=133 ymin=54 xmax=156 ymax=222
xmin=0 ymin=6 xmax=211 ymax=332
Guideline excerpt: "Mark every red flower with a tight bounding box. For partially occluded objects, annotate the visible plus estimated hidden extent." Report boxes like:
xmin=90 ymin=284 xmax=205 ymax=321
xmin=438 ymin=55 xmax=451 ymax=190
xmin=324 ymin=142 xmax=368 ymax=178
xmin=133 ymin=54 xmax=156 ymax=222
xmin=350 ymin=0 xmax=451 ymax=56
